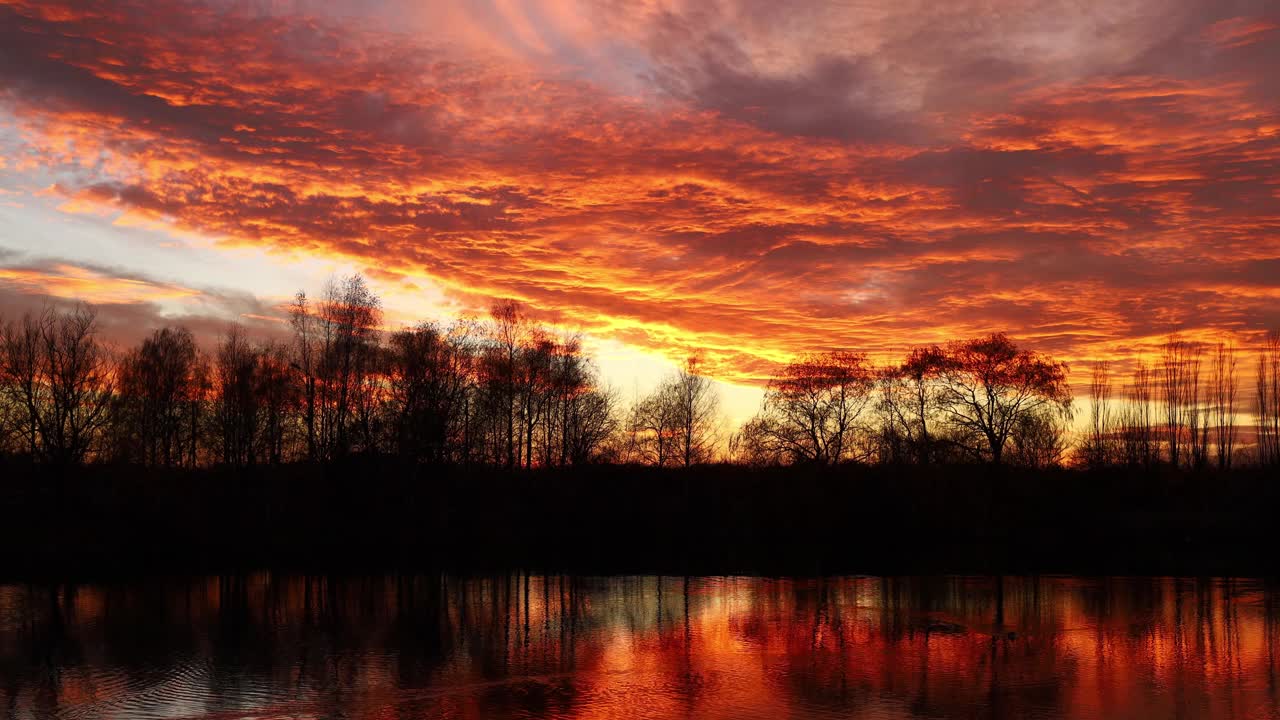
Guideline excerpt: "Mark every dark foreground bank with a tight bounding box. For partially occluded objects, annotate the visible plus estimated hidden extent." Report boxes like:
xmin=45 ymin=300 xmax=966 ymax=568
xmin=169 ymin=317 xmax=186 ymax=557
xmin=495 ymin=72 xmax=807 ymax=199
xmin=2 ymin=460 xmax=1277 ymax=579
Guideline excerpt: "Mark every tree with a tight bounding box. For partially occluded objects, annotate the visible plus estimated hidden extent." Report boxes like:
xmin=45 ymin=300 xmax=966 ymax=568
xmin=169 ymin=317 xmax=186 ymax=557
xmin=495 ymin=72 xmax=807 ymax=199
xmin=1118 ymin=360 xmax=1156 ymax=468
xmin=114 ymin=326 xmax=202 ymax=467
xmin=879 ymin=346 xmax=947 ymax=464
xmin=936 ymin=333 xmax=1071 ymax=465
xmin=290 ymin=290 xmax=319 ymax=461
xmin=290 ymin=275 xmax=383 ymax=461
xmin=629 ymin=380 xmax=681 ymax=466
xmin=541 ymin=336 xmax=617 ymax=466
xmin=1160 ymin=336 xmax=1194 ymax=468
xmin=488 ymin=300 xmax=528 ymax=468
xmin=630 ymin=357 xmax=720 ymax=467
xmin=256 ymin=340 xmax=296 ymax=465
xmin=213 ymin=325 xmax=260 ymax=467
xmin=1081 ymin=361 xmax=1114 ymax=468
xmin=560 ymin=385 xmax=619 ymax=464
xmin=748 ymin=351 xmax=875 ymax=465
xmin=0 ymin=306 xmax=115 ymax=467
xmin=0 ymin=365 xmax=20 ymax=455
xmin=385 ymin=321 xmax=474 ymax=464
xmin=518 ymin=330 xmax=555 ymax=469
xmin=1185 ymin=344 xmax=1209 ymax=470
xmin=1211 ymin=340 xmax=1239 ymax=470
xmin=1007 ymin=407 xmax=1070 ymax=469
xmin=669 ymin=357 xmax=720 ymax=467
xmin=1258 ymin=332 xmax=1280 ymax=467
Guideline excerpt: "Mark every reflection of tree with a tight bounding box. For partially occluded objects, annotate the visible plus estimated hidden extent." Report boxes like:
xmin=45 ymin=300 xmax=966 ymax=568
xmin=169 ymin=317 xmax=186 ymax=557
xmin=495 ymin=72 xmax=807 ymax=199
xmin=0 ymin=574 xmax=1275 ymax=719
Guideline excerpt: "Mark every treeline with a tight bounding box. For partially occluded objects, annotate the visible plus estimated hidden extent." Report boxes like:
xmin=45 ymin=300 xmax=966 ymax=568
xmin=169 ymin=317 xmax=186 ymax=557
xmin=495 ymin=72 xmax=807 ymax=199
xmin=0 ymin=276 xmax=619 ymax=470
xmin=1 ymin=273 xmax=1278 ymax=472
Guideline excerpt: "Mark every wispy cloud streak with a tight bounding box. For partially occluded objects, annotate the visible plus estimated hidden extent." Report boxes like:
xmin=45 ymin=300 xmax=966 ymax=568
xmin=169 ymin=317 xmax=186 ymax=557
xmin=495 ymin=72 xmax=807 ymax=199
xmin=0 ymin=0 xmax=1276 ymax=381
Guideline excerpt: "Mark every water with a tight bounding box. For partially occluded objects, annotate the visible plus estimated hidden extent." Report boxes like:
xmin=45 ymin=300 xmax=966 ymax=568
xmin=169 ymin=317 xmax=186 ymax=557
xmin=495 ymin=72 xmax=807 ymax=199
xmin=3 ymin=575 xmax=1279 ymax=719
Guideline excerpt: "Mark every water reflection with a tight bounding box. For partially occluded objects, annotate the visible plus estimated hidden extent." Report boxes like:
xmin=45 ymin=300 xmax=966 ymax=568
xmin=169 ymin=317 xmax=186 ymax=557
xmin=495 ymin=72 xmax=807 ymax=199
xmin=3 ymin=575 xmax=1279 ymax=719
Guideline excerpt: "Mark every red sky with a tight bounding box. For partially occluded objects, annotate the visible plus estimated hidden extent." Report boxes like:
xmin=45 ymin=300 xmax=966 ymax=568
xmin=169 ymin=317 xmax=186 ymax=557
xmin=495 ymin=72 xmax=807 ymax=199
xmin=0 ymin=0 xmax=1277 ymax=410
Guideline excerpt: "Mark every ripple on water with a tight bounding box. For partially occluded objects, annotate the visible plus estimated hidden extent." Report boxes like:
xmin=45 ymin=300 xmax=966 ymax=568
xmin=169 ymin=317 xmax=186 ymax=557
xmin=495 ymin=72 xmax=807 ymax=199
xmin=3 ymin=575 xmax=1278 ymax=720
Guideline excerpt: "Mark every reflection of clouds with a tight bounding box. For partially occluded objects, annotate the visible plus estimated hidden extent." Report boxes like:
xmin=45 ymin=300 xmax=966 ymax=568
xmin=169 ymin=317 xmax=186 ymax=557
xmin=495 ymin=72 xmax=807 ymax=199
xmin=0 ymin=0 xmax=1276 ymax=386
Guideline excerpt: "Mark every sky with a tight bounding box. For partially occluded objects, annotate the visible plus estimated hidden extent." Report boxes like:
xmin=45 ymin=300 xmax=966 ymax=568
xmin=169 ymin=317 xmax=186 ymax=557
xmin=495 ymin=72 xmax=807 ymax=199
xmin=0 ymin=0 xmax=1277 ymax=424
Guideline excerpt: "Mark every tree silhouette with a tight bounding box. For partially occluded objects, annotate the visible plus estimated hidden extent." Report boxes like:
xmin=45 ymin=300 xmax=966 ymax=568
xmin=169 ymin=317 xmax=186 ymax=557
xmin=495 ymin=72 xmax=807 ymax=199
xmin=4 ymin=277 xmax=1275 ymax=475
xmin=935 ymin=334 xmax=1072 ymax=466
xmin=289 ymin=290 xmax=320 ymax=461
xmin=213 ymin=325 xmax=260 ymax=468
xmin=1118 ymin=360 xmax=1156 ymax=468
xmin=670 ymin=357 xmax=720 ymax=467
xmin=1160 ymin=336 xmax=1198 ymax=468
xmin=290 ymin=275 xmax=383 ymax=461
xmin=880 ymin=346 xmax=947 ymax=465
xmin=0 ymin=306 xmax=114 ymax=467
xmin=255 ymin=340 xmax=296 ymax=465
xmin=745 ymin=351 xmax=875 ymax=465
xmin=386 ymin=321 xmax=475 ymax=464
xmin=487 ymin=300 xmax=528 ymax=469
xmin=1258 ymin=332 xmax=1280 ymax=467
xmin=630 ymin=357 xmax=720 ymax=467
xmin=1082 ymin=361 xmax=1114 ymax=468
xmin=1211 ymin=341 xmax=1239 ymax=470
xmin=114 ymin=326 xmax=203 ymax=467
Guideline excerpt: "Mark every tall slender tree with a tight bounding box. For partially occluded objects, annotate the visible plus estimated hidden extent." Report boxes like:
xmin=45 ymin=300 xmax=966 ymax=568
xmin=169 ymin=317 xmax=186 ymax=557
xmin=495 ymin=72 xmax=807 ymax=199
xmin=1083 ymin=360 xmax=1114 ymax=468
xmin=213 ymin=325 xmax=260 ymax=467
xmin=1258 ymin=332 xmax=1280 ymax=466
xmin=1211 ymin=340 xmax=1239 ymax=470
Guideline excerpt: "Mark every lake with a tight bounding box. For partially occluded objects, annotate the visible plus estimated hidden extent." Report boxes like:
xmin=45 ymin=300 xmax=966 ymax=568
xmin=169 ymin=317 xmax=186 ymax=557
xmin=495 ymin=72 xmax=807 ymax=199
xmin=3 ymin=574 xmax=1278 ymax=719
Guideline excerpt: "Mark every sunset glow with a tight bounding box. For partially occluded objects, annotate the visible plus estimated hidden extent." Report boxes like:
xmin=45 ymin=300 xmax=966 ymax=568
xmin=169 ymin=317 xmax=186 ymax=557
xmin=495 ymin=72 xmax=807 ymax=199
xmin=1 ymin=0 xmax=1277 ymax=409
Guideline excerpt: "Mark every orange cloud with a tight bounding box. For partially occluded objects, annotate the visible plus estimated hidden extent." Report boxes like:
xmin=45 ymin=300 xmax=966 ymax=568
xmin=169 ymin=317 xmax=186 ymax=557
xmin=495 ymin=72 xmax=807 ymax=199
xmin=0 ymin=263 xmax=198 ymax=305
xmin=0 ymin=0 xmax=1277 ymax=384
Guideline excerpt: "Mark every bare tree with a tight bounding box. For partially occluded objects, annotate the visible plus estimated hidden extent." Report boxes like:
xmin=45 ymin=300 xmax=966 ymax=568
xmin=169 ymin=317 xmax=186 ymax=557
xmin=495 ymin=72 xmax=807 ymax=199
xmin=879 ymin=346 xmax=947 ymax=464
xmin=671 ymin=357 xmax=720 ymax=467
xmin=213 ymin=325 xmax=259 ymax=467
xmin=542 ymin=336 xmax=618 ymax=466
xmin=1211 ymin=340 xmax=1239 ymax=470
xmin=1119 ymin=360 xmax=1156 ymax=468
xmin=1160 ymin=335 xmax=1201 ymax=468
xmin=936 ymin=334 xmax=1072 ymax=465
xmin=326 ymin=275 xmax=383 ymax=457
xmin=1258 ymin=332 xmax=1280 ymax=467
xmin=488 ymin=300 xmax=528 ymax=468
xmin=290 ymin=290 xmax=319 ymax=462
xmin=747 ymin=351 xmax=875 ymax=465
xmin=1007 ymin=407 xmax=1070 ymax=469
xmin=559 ymin=383 xmax=620 ymax=465
xmin=0 ymin=306 xmax=115 ymax=467
xmin=114 ymin=326 xmax=201 ymax=467
xmin=289 ymin=275 xmax=384 ymax=461
xmin=386 ymin=321 xmax=475 ymax=464
xmin=629 ymin=380 xmax=681 ymax=466
xmin=1185 ymin=344 xmax=1210 ymax=470
xmin=256 ymin=340 xmax=296 ymax=465
xmin=0 ymin=354 xmax=20 ymax=455
xmin=1082 ymin=360 xmax=1114 ymax=468
xmin=518 ymin=330 xmax=555 ymax=469
xmin=630 ymin=357 xmax=720 ymax=467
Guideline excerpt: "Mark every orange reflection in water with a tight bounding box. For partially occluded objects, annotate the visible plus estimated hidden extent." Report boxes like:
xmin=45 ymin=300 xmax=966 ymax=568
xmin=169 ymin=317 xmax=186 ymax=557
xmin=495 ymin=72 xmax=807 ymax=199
xmin=2 ymin=575 xmax=1279 ymax=719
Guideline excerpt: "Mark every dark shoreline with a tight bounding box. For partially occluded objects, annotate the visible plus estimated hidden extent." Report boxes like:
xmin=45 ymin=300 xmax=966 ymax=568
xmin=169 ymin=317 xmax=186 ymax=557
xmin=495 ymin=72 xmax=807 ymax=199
xmin=3 ymin=460 xmax=1278 ymax=581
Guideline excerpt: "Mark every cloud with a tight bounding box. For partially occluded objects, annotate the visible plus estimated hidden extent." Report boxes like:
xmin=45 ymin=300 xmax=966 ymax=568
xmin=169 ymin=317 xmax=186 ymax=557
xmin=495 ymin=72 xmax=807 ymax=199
xmin=0 ymin=0 xmax=1277 ymax=383
xmin=0 ymin=253 xmax=289 ymax=348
